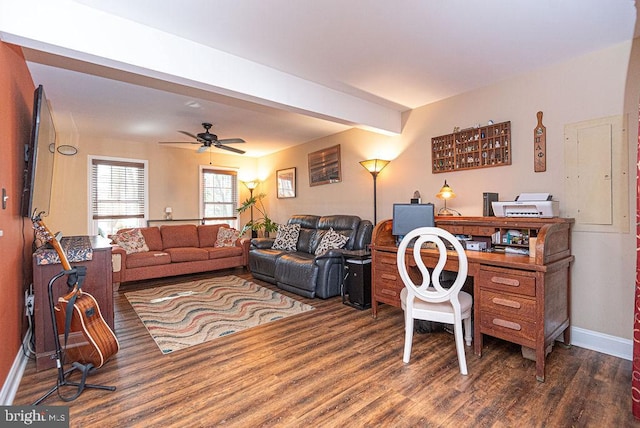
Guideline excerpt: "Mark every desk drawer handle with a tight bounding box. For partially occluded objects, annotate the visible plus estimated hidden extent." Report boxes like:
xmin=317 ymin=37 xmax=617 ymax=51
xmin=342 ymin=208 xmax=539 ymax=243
xmin=492 ymin=318 xmax=522 ymax=331
xmin=381 ymin=273 xmax=397 ymax=281
xmin=380 ymin=289 xmax=397 ymax=297
xmin=490 ymin=276 xmax=520 ymax=287
xmin=492 ymin=297 xmax=521 ymax=309
xmin=381 ymin=258 xmax=396 ymax=265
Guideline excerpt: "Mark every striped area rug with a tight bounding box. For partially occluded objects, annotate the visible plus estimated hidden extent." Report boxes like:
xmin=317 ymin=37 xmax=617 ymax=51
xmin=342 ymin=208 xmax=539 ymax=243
xmin=125 ymin=275 xmax=315 ymax=354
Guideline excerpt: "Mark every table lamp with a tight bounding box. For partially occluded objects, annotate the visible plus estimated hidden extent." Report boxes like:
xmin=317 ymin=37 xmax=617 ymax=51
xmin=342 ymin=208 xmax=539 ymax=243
xmin=436 ymin=180 xmax=457 ymax=216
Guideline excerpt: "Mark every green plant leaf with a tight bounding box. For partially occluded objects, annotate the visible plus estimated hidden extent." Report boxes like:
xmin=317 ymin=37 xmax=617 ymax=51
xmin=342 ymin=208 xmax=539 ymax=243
xmin=237 ymin=192 xmax=275 ymax=233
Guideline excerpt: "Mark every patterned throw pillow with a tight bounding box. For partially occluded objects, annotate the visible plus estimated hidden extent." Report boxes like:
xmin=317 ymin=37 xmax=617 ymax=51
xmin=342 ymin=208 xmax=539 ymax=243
xmin=113 ymin=228 xmax=149 ymax=254
xmin=215 ymin=227 xmax=241 ymax=247
xmin=314 ymin=227 xmax=349 ymax=256
xmin=272 ymin=223 xmax=300 ymax=251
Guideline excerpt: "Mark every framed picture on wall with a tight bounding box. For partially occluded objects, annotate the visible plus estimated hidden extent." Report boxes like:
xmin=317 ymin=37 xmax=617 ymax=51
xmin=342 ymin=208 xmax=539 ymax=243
xmin=276 ymin=167 xmax=296 ymax=198
xmin=308 ymin=144 xmax=341 ymax=186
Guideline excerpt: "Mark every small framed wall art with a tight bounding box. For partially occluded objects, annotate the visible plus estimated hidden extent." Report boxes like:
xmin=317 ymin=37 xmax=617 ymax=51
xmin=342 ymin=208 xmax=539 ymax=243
xmin=308 ymin=144 xmax=341 ymax=186
xmin=276 ymin=167 xmax=296 ymax=198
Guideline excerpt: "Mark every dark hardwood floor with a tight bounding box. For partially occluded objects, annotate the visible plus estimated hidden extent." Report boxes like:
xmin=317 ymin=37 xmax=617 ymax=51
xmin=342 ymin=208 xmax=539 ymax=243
xmin=14 ymin=268 xmax=638 ymax=427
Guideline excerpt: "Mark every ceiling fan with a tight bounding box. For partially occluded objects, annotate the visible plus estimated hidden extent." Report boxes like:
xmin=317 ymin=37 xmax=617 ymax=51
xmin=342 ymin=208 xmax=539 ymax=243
xmin=159 ymin=122 xmax=246 ymax=154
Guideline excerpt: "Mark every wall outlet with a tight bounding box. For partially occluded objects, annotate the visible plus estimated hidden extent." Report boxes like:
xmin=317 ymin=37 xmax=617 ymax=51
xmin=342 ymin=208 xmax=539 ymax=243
xmin=25 ymin=293 xmax=34 ymax=316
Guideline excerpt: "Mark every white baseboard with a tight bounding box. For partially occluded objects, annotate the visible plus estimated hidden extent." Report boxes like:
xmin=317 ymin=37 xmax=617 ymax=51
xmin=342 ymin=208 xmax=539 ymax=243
xmin=0 ymin=330 xmax=32 ymax=405
xmin=569 ymin=326 xmax=632 ymax=361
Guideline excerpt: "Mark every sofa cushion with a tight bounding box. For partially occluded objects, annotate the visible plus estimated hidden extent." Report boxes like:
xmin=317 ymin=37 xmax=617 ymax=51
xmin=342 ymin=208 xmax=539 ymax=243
xmin=125 ymin=251 xmax=171 ymax=268
xmin=161 ymin=224 xmax=199 ymax=249
xmin=275 ymin=253 xmax=318 ymax=293
xmin=272 ymin=223 xmax=300 ymax=251
xmin=249 ymin=248 xmax=284 ymax=279
xmin=215 ymin=227 xmax=240 ymax=247
xmin=112 ymin=228 xmax=149 ymax=254
xmin=296 ymin=228 xmax=317 ymax=254
xmin=315 ymin=227 xmax=349 ymax=255
xmin=139 ymin=227 xmax=163 ymax=251
xmin=317 ymin=215 xmax=361 ymax=250
xmin=308 ymin=230 xmax=325 ymax=254
xmin=288 ymin=215 xmax=320 ymax=254
xmin=198 ymin=224 xmax=223 ymax=248
xmin=205 ymin=246 xmax=243 ymax=260
xmin=165 ymin=247 xmax=209 ymax=262
xmin=288 ymin=215 xmax=320 ymax=229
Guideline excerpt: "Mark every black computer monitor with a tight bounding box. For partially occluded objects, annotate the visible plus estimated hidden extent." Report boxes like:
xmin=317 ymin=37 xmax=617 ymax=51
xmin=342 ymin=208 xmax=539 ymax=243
xmin=392 ymin=203 xmax=435 ymax=238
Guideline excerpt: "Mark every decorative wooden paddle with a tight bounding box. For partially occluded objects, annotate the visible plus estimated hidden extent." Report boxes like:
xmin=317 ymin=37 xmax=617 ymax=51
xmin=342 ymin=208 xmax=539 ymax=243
xmin=534 ymin=111 xmax=546 ymax=172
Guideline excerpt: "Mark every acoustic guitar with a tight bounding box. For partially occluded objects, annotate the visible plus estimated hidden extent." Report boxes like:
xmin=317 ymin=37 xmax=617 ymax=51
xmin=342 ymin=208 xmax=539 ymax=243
xmin=32 ymin=216 xmax=120 ymax=368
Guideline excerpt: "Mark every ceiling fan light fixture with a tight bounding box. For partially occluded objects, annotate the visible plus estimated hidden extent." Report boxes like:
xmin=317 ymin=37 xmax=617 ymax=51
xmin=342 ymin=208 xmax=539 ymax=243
xmin=158 ymin=122 xmax=246 ymax=155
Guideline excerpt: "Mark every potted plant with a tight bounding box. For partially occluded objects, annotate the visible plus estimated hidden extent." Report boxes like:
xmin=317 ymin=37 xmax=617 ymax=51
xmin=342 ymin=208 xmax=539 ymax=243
xmin=237 ymin=192 xmax=279 ymax=237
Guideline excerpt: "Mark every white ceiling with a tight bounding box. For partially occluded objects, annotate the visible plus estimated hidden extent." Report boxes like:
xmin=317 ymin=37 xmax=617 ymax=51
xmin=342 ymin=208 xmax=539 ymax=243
xmin=0 ymin=0 xmax=637 ymax=157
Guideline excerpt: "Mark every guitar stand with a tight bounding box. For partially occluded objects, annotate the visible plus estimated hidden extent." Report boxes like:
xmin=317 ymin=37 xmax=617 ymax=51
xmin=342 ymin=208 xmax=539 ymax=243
xmin=32 ymin=268 xmax=116 ymax=405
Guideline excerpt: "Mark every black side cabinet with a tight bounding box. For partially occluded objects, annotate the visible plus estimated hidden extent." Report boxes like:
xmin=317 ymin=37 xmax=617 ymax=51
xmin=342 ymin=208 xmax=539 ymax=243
xmin=342 ymin=250 xmax=372 ymax=310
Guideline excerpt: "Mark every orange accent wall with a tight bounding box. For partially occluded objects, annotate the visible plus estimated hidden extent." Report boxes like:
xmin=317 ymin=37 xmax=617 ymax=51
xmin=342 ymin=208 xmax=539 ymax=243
xmin=0 ymin=41 xmax=36 ymax=389
xmin=633 ymin=102 xmax=640 ymax=419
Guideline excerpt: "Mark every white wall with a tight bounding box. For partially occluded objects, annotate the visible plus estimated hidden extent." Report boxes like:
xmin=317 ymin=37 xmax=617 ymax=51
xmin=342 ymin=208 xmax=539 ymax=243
xmin=48 ymin=139 xmax=259 ymax=234
xmin=258 ymin=39 xmax=639 ymax=340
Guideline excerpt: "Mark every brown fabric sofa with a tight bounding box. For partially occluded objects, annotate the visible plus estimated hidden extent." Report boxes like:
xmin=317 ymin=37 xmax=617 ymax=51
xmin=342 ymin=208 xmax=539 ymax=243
xmin=111 ymin=224 xmax=249 ymax=286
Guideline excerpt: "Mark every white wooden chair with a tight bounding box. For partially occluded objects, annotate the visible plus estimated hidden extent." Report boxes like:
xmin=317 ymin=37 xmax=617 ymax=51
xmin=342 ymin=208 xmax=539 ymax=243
xmin=397 ymin=227 xmax=473 ymax=375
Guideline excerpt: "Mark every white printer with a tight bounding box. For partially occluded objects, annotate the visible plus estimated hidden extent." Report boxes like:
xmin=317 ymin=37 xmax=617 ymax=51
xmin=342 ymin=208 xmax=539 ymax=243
xmin=491 ymin=193 xmax=559 ymax=218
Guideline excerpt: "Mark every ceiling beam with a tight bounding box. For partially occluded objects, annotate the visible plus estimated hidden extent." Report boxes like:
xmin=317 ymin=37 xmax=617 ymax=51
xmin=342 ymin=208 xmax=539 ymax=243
xmin=0 ymin=0 xmax=402 ymax=135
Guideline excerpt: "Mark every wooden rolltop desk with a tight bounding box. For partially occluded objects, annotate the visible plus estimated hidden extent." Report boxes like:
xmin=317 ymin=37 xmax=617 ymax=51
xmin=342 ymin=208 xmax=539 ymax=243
xmin=370 ymin=216 xmax=574 ymax=381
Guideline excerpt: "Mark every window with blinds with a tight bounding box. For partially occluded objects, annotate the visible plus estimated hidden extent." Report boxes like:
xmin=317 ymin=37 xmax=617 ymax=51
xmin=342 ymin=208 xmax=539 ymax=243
xmin=201 ymin=168 xmax=238 ymax=227
xmin=90 ymin=158 xmax=147 ymax=236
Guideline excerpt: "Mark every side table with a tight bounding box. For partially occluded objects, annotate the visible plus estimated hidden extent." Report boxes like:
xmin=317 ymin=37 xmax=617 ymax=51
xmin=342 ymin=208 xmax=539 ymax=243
xmin=341 ymin=249 xmax=372 ymax=310
xmin=33 ymin=235 xmax=114 ymax=371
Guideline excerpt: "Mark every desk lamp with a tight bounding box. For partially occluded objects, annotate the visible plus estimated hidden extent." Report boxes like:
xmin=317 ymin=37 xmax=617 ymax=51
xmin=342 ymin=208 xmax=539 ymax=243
xmin=360 ymin=159 xmax=390 ymax=225
xmin=436 ymin=180 xmax=458 ymax=216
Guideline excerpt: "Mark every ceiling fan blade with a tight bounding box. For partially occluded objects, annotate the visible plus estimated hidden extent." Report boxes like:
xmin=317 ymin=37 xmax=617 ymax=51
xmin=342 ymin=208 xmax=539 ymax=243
xmin=217 ymin=138 xmax=245 ymax=144
xmin=216 ymin=144 xmax=246 ymax=154
xmin=168 ymin=124 xmax=245 ymax=154
xmin=178 ymin=130 xmax=199 ymax=139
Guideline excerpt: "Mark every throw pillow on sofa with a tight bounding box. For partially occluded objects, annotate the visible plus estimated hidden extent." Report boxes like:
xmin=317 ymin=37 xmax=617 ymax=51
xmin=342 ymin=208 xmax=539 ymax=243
xmin=315 ymin=227 xmax=349 ymax=255
xmin=113 ymin=228 xmax=149 ymax=254
xmin=272 ymin=223 xmax=300 ymax=251
xmin=215 ymin=227 xmax=240 ymax=247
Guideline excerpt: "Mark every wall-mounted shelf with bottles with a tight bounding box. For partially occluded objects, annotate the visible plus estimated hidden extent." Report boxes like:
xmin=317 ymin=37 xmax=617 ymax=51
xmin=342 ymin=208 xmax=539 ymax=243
xmin=432 ymin=121 xmax=511 ymax=173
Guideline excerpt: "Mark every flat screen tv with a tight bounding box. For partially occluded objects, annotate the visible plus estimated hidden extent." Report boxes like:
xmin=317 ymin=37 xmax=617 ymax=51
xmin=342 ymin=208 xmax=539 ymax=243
xmin=21 ymin=85 xmax=56 ymax=218
xmin=392 ymin=203 xmax=435 ymax=237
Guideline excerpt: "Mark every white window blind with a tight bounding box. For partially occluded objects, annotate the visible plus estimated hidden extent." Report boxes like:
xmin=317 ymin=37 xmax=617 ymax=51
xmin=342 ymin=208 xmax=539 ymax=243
xmin=91 ymin=159 xmax=145 ymax=219
xmin=202 ymin=168 xmax=238 ymax=221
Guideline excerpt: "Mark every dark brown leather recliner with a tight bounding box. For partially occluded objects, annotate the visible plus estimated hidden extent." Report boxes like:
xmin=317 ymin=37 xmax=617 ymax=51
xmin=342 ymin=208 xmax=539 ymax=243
xmin=249 ymin=214 xmax=372 ymax=298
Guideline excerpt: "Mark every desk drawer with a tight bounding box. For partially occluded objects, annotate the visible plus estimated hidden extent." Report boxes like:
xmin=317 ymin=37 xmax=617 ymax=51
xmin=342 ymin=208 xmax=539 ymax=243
xmin=479 ymin=311 xmax=536 ymax=346
xmin=375 ymin=253 xmax=398 ymax=269
xmin=441 ymin=225 xmax=465 ymax=235
xmin=437 ymin=224 xmax=496 ymax=237
xmin=479 ymin=289 xmax=536 ymax=320
xmin=374 ymin=278 xmax=403 ymax=301
xmin=373 ymin=255 xmax=403 ymax=303
xmin=475 ymin=226 xmax=497 ymax=236
xmin=478 ymin=268 xmax=536 ymax=297
xmin=373 ymin=267 xmax=404 ymax=302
